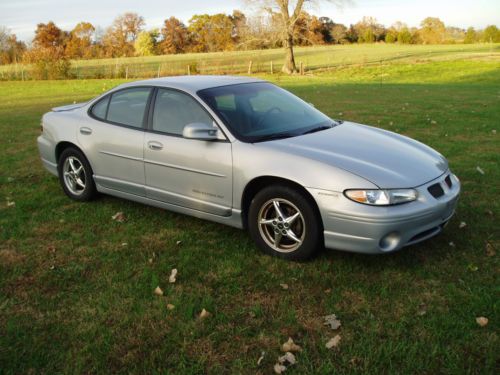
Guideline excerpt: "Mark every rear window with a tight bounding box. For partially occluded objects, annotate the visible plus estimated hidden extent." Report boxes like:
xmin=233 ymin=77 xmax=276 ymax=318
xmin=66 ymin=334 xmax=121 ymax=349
xmin=90 ymin=87 xmax=152 ymax=128
xmin=107 ymin=88 xmax=151 ymax=128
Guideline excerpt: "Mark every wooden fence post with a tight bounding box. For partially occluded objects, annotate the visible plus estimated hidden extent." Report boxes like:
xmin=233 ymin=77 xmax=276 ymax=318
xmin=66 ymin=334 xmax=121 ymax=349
xmin=270 ymin=61 xmax=274 ymax=74
xmin=248 ymin=60 xmax=253 ymax=75
xmin=187 ymin=65 xmax=191 ymax=76
xmin=300 ymin=62 xmax=304 ymax=75
xmin=157 ymin=64 xmax=161 ymax=78
xmin=125 ymin=66 xmax=128 ymax=79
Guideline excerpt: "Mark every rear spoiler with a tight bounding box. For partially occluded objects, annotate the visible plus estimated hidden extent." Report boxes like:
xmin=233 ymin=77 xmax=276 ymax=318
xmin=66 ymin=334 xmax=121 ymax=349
xmin=52 ymin=102 xmax=87 ymax=112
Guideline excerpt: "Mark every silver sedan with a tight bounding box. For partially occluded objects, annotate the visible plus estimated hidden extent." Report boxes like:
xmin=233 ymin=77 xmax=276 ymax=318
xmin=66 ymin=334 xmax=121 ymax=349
xmin=37 ymin=76 xmax=460 ymax=260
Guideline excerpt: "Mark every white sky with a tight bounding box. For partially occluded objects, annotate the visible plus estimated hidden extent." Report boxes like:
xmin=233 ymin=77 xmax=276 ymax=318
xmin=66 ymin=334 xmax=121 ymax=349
xmin=1 ymin=0 xmax=499 ymax=42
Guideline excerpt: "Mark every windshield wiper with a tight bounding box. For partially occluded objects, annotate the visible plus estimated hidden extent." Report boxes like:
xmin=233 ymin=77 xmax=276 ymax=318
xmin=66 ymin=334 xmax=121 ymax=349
xmin=301 ymin=124 xmax=334 ymax=135
xmin=251 ymin=132 xmax=297 ymax=143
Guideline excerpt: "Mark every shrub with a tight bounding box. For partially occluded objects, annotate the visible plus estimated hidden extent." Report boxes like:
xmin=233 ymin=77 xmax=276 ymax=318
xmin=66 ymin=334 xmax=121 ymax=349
xmin=23 ymin=46 xmax=71 ymax=80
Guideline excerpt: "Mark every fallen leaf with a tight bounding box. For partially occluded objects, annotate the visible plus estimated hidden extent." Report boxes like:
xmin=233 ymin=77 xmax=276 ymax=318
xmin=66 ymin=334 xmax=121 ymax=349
xmin=7 ymin=177 xmax=14 ymax=182
xmin=459 ymin=222 xmax=467 ymax=229
xmin=6 ymin=201 xmax=15 ymax=207
xmin=430 ymin=120 xmax=437 ymax=124
xmin=323 ymin=314 xmax=341 ymax=330
xmin=324 ymin=288 xmax=332 ymax=294
xmin=417 ymin=303 xmax=427 ymax=316
xmin=467 ymin=264 xmax=478 ymax=272
xmin=112 ymin=212 xmax=126 ymax=222
xmin=492 ymin=129 xmax=497 ymax=134
xmin=325 ymin=335 xmax=341 ymax=349
xmin=121 ymin=242 xmax=128 ymax=247
xmin=166 ymin=304 xmax=175 ymax=310
xmin=449 ymin=242 xmax=456 ymax=247
xmin=49 ymin=265 xmax=55 ymax=270
xmin=280 ymin=283 xmax=289 ymax=290
xmin=257 ymin=351 xmax=265 ymax=366
xmin=154 ymin=286 xmax=163 ymax=296
xmin=278 ymin=352 xmax=296 ymax=365
xmin=486 ymin=242 xmax=495 ymax=257
xmin=199 ymin=308 xmax=211 ymax=319
xmin=281 ymin=337 xmax=302 ymax=352
xmin=176 ymin=240 xmax=182 ymax=245
xmin=476 ymin=317 xmax=488 ymax=327
xmin=476 ymin=166 xmax=485 ymax=175
xmin=274 ymin=363 xmax=287 ymax=374
xmin=148 ymin=258 xmax=153 ymax=264
xmin=169 ymin=268 xmax=178 ymax=283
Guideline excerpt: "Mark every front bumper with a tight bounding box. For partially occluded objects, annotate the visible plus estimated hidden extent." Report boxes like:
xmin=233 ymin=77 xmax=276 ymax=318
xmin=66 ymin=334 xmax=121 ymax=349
xmin=309 ymin=172 xmax=460 ymax=254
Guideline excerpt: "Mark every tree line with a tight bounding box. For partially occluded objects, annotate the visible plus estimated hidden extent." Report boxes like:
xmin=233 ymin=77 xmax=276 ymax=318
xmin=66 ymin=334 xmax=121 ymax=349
xmin=1 ymin=9 xmax=499 ymax=76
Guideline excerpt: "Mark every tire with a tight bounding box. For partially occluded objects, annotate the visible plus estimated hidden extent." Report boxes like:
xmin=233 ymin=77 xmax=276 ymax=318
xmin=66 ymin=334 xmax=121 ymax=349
xmin=248 ymin=184 xmax=322 ymax=261
xmin=57 ymin=147 xmax=97 ymax=201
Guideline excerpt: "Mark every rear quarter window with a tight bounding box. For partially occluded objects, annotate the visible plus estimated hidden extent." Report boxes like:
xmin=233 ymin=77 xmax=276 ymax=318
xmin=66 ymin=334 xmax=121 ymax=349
xmin=91 ymin=96 xmax=109 ymax=120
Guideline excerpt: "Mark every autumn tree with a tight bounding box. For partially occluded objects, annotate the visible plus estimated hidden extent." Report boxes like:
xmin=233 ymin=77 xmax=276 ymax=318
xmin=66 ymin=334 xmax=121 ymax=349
xmin=251 ymin=1 xmax=345 ymax=73
xmin=66 ymin=22 xmax=95 ymax=58
xmin=160 ymin=17 xmax=189 ymax=54
xmin=134 ymin=29 xmax=159 ymax=56
xmin=33 ymin=21 xmax=66 ymax=48
xmin=0 ymin=27 xmax=26 ymax=64
xmin=419 ymin=17 xmax=445 ymax=44
xmin=103 ymin=12 xmax=145 ymax=57
xmin=482 ymin=25 xmax=500 ymax=43
xmin=188 ymin=14 xmax=235 ymax=52
xmin=330 ymin=23 xmax=348 ymax=44
xmin=464 ymin=27 xmax=477 ymax=44
xmin=354 ymin=17 xmax=385 ymax=43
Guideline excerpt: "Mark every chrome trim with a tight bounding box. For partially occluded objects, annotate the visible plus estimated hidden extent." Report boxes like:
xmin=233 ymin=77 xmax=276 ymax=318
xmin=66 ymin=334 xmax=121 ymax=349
xmin=99 ymin=150 xmax=143 ymax=162
xmin=144 ymin=159 xmax=226 ymax=178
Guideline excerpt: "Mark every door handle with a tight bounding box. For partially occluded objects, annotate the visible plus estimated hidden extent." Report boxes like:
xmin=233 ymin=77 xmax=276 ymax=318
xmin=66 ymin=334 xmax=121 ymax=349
xmin=80 ymin=127 xmax=92 ymax=135
xmin=148 ymin=141 xmax=163 ymax=150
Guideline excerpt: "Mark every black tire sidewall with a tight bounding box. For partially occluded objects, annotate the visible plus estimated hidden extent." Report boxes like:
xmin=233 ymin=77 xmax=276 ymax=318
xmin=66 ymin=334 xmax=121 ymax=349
xmin=57 ymin=147 xmax=96 ymax=201
xmin=248 ymin=185 xmax=322 ymax=261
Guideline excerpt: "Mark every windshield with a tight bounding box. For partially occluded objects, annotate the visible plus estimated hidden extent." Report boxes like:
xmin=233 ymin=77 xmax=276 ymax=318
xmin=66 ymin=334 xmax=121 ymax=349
xmin=197 ymin=82 xmax=334 ymax=142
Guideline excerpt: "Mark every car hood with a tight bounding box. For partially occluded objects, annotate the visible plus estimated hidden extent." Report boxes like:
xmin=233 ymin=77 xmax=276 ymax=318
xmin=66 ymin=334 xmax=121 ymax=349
xmin=260 ymin=122 xmax=448 ymax=188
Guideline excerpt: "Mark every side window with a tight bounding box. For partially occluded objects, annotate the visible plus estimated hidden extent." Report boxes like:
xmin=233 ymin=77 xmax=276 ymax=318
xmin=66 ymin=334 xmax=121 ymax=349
xmin=152 ymin=89 xmax=213 ymax=135
xmin=107 ymin=88 xmax=151 ymax=128
xmin=91 ymin=96 xmax=109 ymax=120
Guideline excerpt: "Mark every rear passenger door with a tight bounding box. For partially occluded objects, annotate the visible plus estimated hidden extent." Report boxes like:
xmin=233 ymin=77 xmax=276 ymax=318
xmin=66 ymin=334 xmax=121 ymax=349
xmin=144 ymin=88 xmax=233 ymax=216
xmin=79 ymin=87 xmax=152 ymax=196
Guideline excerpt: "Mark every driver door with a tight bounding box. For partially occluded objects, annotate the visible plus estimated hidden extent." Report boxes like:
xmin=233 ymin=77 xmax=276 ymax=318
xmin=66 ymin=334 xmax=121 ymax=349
xmin=144 ymin=88 xmax=233 ymax=216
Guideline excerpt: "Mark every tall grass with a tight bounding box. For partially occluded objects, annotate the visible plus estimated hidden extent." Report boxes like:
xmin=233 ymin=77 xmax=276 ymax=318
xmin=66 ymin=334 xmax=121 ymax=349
xmin=0 ymin=43 xmax=498 ymax=80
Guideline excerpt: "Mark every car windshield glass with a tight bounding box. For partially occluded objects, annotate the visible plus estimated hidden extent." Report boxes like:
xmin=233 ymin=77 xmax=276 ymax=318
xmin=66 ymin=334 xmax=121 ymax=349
xmin=197 ymin=82 xmax=333 ymax=142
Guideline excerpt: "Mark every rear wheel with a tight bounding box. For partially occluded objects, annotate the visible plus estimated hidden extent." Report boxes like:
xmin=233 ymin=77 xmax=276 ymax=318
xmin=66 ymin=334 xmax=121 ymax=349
xmin=57 ymin=147 xmax=96 ymax=201
xmin=248 ymin=185 xmax=322 ymax=260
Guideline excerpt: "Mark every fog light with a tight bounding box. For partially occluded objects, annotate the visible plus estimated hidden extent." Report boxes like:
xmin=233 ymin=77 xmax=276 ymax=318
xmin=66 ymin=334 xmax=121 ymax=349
xmin=379 ymin=232 xmax=401 ymax=252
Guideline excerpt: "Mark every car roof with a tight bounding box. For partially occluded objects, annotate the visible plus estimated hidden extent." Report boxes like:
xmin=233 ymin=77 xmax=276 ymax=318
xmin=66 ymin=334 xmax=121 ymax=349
xmin=117 ymin=75 xmax=265 ymax=94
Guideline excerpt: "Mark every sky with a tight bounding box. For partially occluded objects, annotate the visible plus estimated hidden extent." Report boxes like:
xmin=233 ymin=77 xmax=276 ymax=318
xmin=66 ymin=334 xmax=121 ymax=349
xmin=1 ymin=0 xmax=499 ymax=42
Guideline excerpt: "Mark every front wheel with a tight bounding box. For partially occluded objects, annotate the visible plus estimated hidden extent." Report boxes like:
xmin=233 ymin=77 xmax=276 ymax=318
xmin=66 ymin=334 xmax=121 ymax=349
xmin=248 ymin=185 xmax=322 ymax=261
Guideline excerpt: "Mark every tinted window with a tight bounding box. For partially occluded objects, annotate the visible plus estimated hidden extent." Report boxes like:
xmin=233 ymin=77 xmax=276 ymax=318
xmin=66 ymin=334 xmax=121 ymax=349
xmin=152 ymin=89 xmax=213 ymax=135
xmin=107 ymin=88 xmax=151 ymax=128
xmin=91 ymin=96 xmax=109 ymax=120
xmin=198 ymin=82 xmax=332 ymax=142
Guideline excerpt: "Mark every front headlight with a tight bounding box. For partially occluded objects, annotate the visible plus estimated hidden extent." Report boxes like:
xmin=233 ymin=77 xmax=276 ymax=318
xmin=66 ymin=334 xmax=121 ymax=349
xmin=344 ymin=189 xmax=418 ymax=206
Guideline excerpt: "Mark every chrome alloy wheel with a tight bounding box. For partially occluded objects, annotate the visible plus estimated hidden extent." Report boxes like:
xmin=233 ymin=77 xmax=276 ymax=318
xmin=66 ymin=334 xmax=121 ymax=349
xmin=62 ymin=156 xmax=86 ymax=195
xmin=258 ymin=198 xmax=306 ymax=253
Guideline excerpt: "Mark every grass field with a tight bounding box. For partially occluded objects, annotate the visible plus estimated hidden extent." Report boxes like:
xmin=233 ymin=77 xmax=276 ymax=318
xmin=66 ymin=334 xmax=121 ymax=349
xmin=1 ymin=43 xmax=499 ymax=80
xmin=0 ymin=48 xmax=499 ymax=373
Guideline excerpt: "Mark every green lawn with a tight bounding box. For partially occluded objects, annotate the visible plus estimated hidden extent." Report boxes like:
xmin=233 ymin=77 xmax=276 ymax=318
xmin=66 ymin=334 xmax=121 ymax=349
xmin=0 ymin=58 xmax=499 ymax=374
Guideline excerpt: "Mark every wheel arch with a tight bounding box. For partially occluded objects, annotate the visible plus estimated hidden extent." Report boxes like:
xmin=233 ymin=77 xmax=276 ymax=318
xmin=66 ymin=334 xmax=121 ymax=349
xmin=241 ymin=175 xmax=323 ymax=230
xmin=55 ymin=141 xmax=85 ymax=163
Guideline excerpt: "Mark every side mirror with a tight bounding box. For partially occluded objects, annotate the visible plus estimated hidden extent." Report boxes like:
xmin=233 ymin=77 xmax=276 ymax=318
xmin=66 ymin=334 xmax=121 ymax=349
xmin=182 ymin=122 xmax=218 ymax=141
